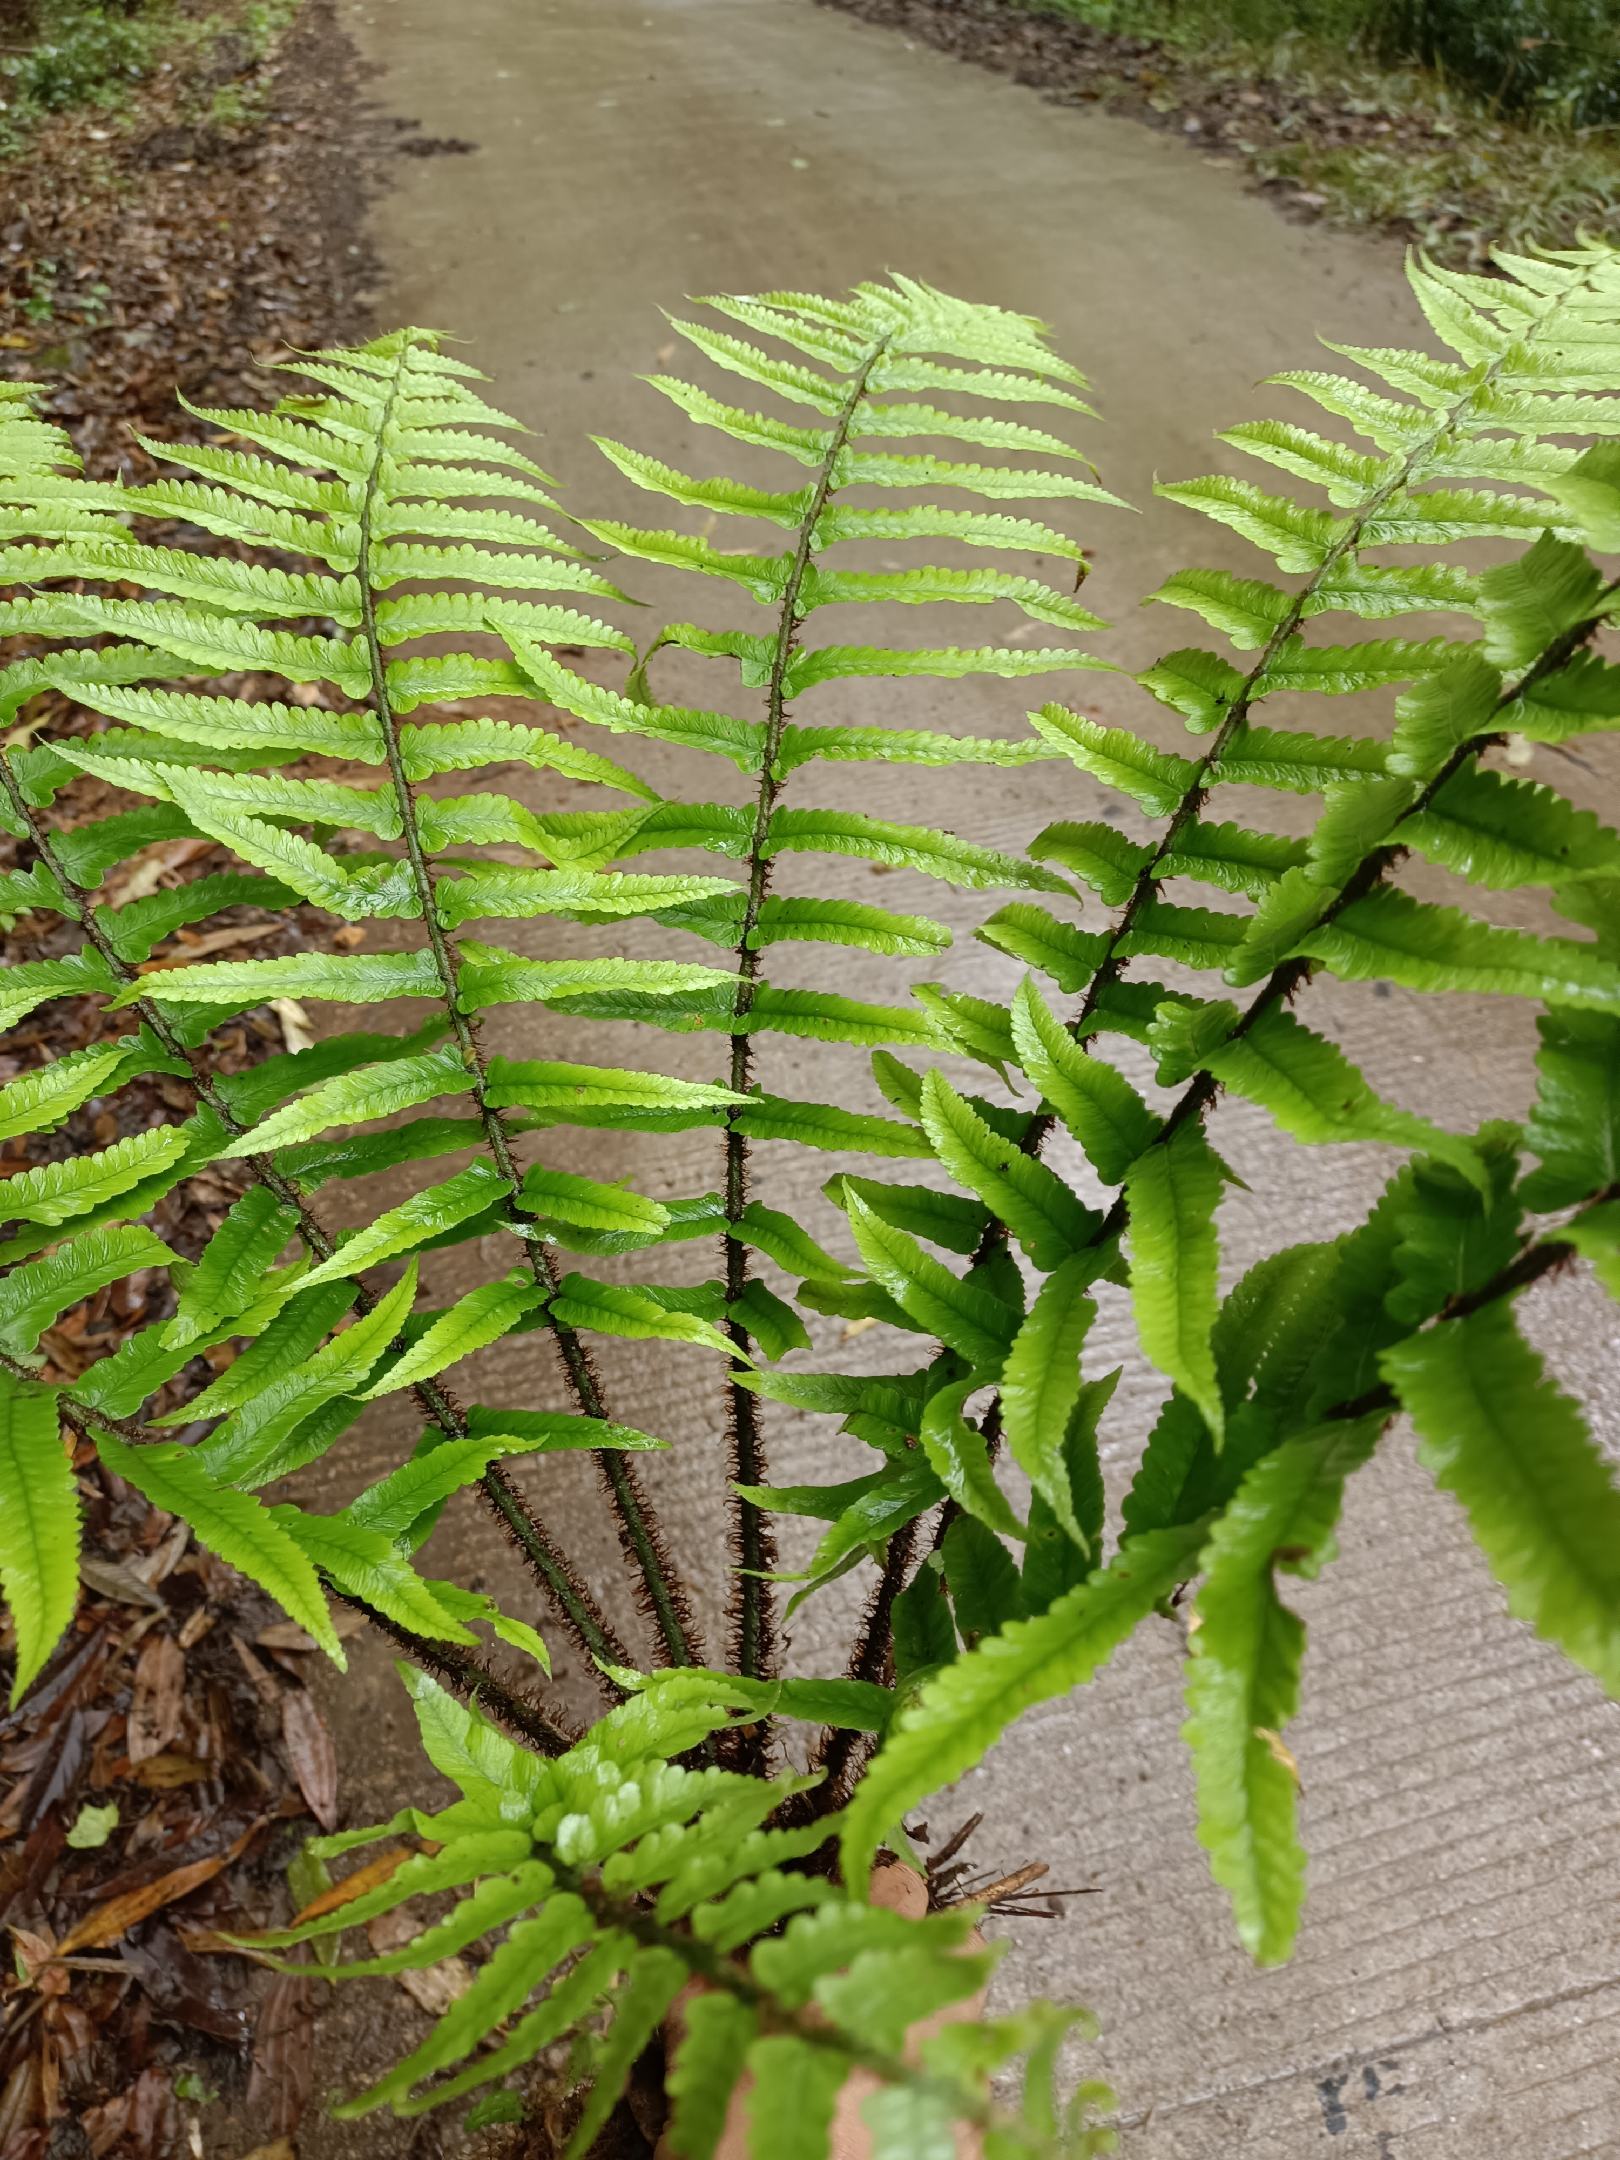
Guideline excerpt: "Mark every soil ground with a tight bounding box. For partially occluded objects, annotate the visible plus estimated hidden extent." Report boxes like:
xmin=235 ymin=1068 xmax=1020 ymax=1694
xmin=260 ymin=0 xmax=1620 ymax=2154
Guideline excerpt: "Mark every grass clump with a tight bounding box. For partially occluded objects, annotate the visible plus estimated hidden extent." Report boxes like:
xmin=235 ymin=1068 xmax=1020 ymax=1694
xmin=1001 ymin=0 xmax=1620 ymax=261
xmin=0 ymin=0 xmax=297 ymax=159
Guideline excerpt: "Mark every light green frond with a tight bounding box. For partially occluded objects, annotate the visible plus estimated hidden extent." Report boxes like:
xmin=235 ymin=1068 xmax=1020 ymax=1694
xmin=97 ymin=1432 xmax=344 ymax=1663
xmin=0 ymin=1373 xmax=80 ymax=1706
xmin=766 ymin=807 xmax=1071 ymax=894
xmin=801 ymin=561 xmax=1104 ymax=632
xmin=775 ymin=722 xmax=1054 ymax=773
xmin=594 ymin=438 xmax=810 ymax=527
xmin=813 ymin=502 xmax=1091 ymax=562
xmin=1296 ymin=887 xmax=1620 ymax=1012
xmin=1030 ymin=704 xmax=1198 ymax=814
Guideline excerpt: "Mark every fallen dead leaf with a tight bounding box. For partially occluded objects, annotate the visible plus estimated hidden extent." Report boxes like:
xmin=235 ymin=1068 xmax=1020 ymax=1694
xmin=55 ymin=1826 xmax=254 ymax=1956
xmin=165 ymin=922 xmax=281 ymax=959
xmin=122 ymin=1752 xmax=212 ymax=1790
xmin=268 ymin=998 xmax=314 ymax=1054
xmin=247 ymin=1971 xmax=313 ymax=2138
xmin=395 ymin=1955 xmax=474 ymax=2015
xmin=286 ymin=1843 xmax=412 ymax=1929
xmin=238 ymin=2143 xmax=297 ymax=2160
xmin=76 ymin=1558 xmax=169 ymax=1613
xmin=281 ymin=1689 xmax=339 ymax=1831
xmin=128 ymin=1634 xmax=185 ymax=1764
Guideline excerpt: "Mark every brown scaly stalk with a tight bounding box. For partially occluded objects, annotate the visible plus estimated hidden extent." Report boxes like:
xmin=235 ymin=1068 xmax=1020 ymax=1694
xmin=0 ymin=744 xmax=629 ymax=1681
xmin=0 ymin=1357 xmax=577 ymax=1757
xmin=715 ymin=335 xmax=890 ymax=1718
xmin=349 ymin=344 xmax=699 ymax=1673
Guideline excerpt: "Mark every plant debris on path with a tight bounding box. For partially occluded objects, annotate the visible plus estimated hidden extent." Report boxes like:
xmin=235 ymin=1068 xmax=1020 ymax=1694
xmin=0 ymin=5 xmax=414 ymax=2153
xmin=1 ymin=0 xmax=388 ymax=472
xmin=814 ymin=0 xmax=1620 ymax=265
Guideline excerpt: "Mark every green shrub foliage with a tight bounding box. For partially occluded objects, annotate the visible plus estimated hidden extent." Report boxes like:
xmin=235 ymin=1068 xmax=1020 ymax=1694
xmin=2 ymin=251 xmax=1619 ymax=2148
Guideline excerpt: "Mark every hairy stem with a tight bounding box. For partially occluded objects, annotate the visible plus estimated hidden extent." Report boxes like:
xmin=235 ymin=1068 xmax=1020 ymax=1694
xmin=717 ymin=339 xmax=889 ymax=1709
xmin=353 ymin=342 xmax=697 ymax=1673
xmin=329 ymin=1592 xmax=577 ymax=1756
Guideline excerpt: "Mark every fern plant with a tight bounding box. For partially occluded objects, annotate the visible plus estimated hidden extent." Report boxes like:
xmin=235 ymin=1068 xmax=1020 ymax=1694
xmin=0 ymin=250 xmax=1618 ymax=2154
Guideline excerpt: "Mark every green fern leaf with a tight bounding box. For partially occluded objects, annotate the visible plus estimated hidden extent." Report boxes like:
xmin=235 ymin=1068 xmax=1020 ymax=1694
xmin=766 ymin=808 xmax=1070 ymax=894
xmin=119 ymin=950 xmax=442 ymax=1008
xmin=455 ymin=950 xmax=734 ymax=1017
xmin=398 ymin=714 xmax=657 ymax=798
xmin=358 ymin=1277 xmax=547 ymax=1400
xmin=824 ymin=1176 xmax=987 ymax=1256
xmin=665 ymin=1992 xmax=756 ymax=2160
xmin=1027 ymin=823 xmax=1149 ymax=904
xmin=482 ymin=1060 xmax=744 ymax=1118
xmin=0 ymin=1126 xmax=189 ymax=1228
xmin=164 ymin=1190 xmax=296 ymax=1347
xmin=1476 ymin=531 xmax=1604 ymax=670
xmin=1506 ymin=651 xmax=1620 ymax=744
xmin=741 ymin=2036 xmax=847 ymax=2160
xmin=1152 ymin=1001 xmax=1482 ymax=1179
xmin=1030 ymin=705 xmax=1199 ymax=815
xmin=803 ymin=562 xmax=1103 ymax=632
xmin=1184 ymin=1417 xmax=1382 ymax=1965
xmin=463 ymin=1406 xmax=669 ymax=1456
xmin=0 ymin=1045 xmax=130 ymax=1145
xmin=774 ymin=723 xmax=1052 ymax=775
xmin=1156 ymin=476 xmax=1338 ymax=572
xmin=814 ymin=503 xmax=1091 ymax=564
xmin=844 ymin=1525 xmax=1206 ymax=1883
xmin=844 ymin=1196 xmax=1020 ymax=1365
xmin=1146 ymin=570 xmax=1291 ymax=650
xmin=1000 ymin=1254 xmax=1105 ymax=1552
xmin=730 ymin=1095 xmax=931 ymax=1160
xmin=835 ymin=448 xmax=1122 ymax=509
xmin=95 ymin=873 xmax=296 ymax=965
xmin=785 ymin=641 xmax=1096 ymax=696
xmin=297 ymin=1166 xmax=510 ymax=1288
xmin=1386 ymin=652 xmax=1504 ymax=778
xmin=63 ymin=681 xmax=387 ymax=762
xmin=194 ymin=1267 xmax=420 ymax=1485
xmin=919 ymin=1072 xmax=1097 ymax=1269
xmin=223 ymin=1047 xmax=475 ymax=1156
xmin=918 ymin=1378 xmax=1022 ymax=1538
xmin=96 ymin=1432 xmax=344 ymax=1662
xmin=437 ymin=865 xmax=737 ymax=929
xmin=275 ymin=1508 xmax=479 ymax=1643
xmin=546 ymin=1277 xmax=737 ymax=1359
xmin=594 ymin=438 xmax=809 ymax=527
xmin=1384 ymin=1307 xmax=1620 ymax=1698
xmin=1522 ymin=1013 xmax=1620 ymax=1208
xmin=0 ymin=1372 xmax=79 ymax=1706
xmin=1297 ymin=887 xmax=1620 ymax=1012
xmin=1404 ymin=767 xmax=1620 ymax=890
xmin=1211 ymin=723 xmax=1388 ymax=795
xmin=1125 ymin=1124 xmax=1227 ymax=1443
xmin=976 ymin=905 xmax=1109 ymax=1002
xmin=0 ymin=951 xmax=118 ymax=1032
xmin=519 ymin=1167 xmax=671 ymax=1237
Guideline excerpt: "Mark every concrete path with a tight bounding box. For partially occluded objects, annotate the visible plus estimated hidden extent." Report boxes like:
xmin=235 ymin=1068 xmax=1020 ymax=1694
xmin=297 ymin=0 xmax=1620 ymax=2151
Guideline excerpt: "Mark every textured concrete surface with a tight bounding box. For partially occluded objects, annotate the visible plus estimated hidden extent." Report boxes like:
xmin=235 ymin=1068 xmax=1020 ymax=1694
xmin=291 ymin=0 xmax=1620 ymax=2150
